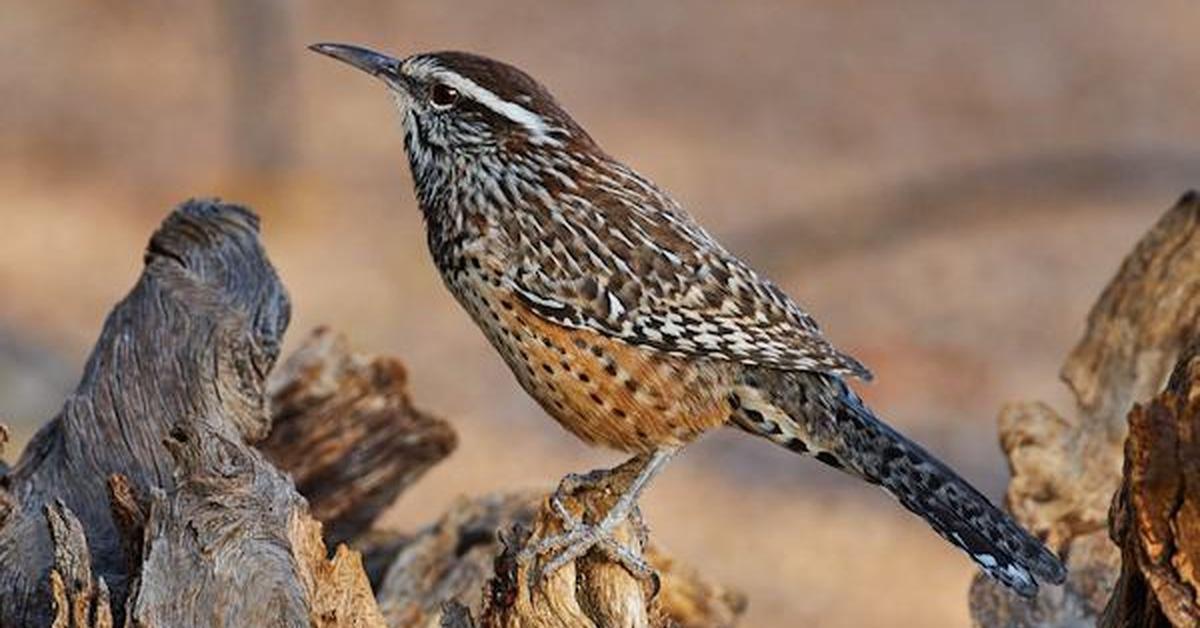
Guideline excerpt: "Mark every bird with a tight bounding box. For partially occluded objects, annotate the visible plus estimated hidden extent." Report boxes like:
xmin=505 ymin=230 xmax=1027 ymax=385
xmin=309 ymin=41 xmax=1067 ymax=597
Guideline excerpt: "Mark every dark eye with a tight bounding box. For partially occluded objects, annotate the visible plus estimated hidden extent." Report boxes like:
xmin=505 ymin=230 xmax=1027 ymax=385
xmin=430 ymin=83 xmax=459 ymax=108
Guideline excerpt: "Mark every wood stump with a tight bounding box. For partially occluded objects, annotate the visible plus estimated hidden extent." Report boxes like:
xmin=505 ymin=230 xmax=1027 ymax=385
xmin=969 ymin=191 xmax=1200 ymax=627
xmin=10 ymin=191 xmax=1198 ymax=626
xmin=0 ymin=199 xmax=742 ymax=627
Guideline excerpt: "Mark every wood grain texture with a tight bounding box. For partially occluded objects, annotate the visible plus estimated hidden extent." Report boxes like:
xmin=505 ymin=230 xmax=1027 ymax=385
xmin=0 ymin=198 xmax=741 ymax=627
xmin=476 ymin=458 xmax=746 ymax=628
xmin=46 ymin=500 xmax=114 ymax=628
xmin=969 ymin=191 xmax=1200 ymax=626
xmin=1100 ymin=341 xmax=1200 ymax=627
xmin=261 ymin=326 xmax=457 ymax=545
xmin=0 ymin=200 xmax=383 ymax=627
xmin=126 ymin=410 xmax=384 ymax=627
xmin=371 ymin=461 xmax=746 ymax=627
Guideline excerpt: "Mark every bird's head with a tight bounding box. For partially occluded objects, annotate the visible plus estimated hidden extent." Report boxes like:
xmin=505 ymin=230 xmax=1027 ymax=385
xmin=309 ymin=43 xmax=592 ymax=163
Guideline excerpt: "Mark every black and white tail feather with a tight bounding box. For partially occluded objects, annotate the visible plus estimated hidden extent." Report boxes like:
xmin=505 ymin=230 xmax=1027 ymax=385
xmin=730 ymin=368 xmax=1067 ymax=597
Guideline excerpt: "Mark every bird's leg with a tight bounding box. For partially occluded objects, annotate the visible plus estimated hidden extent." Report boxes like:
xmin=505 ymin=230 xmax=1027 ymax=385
xmin=522 ymin=446 xmax=679 ymax=584
xmin=547 ymin=467 xmax=613 ymax=532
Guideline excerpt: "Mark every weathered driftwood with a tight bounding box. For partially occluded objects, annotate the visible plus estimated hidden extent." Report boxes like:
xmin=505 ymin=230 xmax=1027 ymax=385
xmin=375 ymin=492 xmax=542 ymax=626
xmin=0 ymin=201 xmax=381 ymax=626
xmin=261 ymin=326 xmax=457 ymax=545
xmin=46 ymin=500 xmax=114 ymax=628
xmin=0 ymin=198 xmax=741 ymax=627
xmin=969 ymin=191 xmax=1200 ymax=626
xmin=370 ymin=460 xmax=746 ymax=627
xmin=127 ymin=406 xmax=384 ymax=627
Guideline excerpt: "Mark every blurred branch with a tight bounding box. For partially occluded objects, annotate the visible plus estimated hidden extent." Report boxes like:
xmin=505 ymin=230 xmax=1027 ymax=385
xmin=741 ymin=149 xmax=1200 ymax=271
xmin=221 ymin=0 xmax=296 ymax=180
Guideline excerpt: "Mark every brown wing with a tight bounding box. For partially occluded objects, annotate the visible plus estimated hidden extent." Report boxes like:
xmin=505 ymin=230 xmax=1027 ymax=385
xmin=500 ymin=160 xmax=872 ymax=381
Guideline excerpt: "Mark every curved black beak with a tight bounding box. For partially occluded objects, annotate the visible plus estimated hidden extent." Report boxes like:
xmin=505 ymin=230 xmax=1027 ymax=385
xmin=308 ymin=42 xmax=401 ymax=79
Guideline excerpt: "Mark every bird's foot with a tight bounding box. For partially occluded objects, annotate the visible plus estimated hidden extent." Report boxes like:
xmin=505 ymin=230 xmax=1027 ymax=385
xmin=519 ymin=510 xmax=652 ymax=586
xmin=522 ymin=465 xmax=653 ymax=585
xmin=547 ymin=468 xmax=612 ymax=532
xmin=519 ymin=449 xmax=678 ymax=588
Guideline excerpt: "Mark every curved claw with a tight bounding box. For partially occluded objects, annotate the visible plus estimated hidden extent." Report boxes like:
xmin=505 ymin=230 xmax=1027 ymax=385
xmin=520 ymin=448 xmax=679 ymax=588
xmin=520 ymin=521 xmax=653 ymax=587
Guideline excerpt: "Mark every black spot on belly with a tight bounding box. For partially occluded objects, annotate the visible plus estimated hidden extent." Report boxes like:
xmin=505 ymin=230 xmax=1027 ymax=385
xmin=785 ymin=438 xmax=809 ymax=453
xmin=816 ymin=452 xmax=843 ymax=470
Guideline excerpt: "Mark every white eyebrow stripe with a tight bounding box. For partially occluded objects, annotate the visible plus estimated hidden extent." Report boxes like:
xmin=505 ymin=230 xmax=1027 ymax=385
xmin=432 ymin=70 xmax=562 ymax=146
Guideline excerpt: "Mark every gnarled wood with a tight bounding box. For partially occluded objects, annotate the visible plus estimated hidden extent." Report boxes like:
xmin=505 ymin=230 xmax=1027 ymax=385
xmin=369 ymin=473 xmax=746 ymax=627
xmin=262 ymin=326 xmax=457 ymax=545
xmin=0 ymin=198 xmax=740 ymax=627
xmin=969 ymin=191 xmax=1200 ymax=626
xmin=375 ymin=492 xmax=542 ymax=626
xmin=0 ymin=200 xmax=382 ymax=626
xmin=46 ymin=500 xmax=114 ymax=628
xmin=128 ymin=418 xmax=384 ymax=627
xmin=1100 ymin=342 xmax=1200 ymax=627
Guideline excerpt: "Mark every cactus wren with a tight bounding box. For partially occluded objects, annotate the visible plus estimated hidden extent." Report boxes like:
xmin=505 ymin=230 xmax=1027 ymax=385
xmin=311 ymin=42 xmax=1066 ymax=596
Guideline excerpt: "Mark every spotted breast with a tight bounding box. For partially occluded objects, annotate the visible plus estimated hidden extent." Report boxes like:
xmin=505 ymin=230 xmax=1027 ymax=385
xmin=449 ymin=263 xmax=735 ymax=453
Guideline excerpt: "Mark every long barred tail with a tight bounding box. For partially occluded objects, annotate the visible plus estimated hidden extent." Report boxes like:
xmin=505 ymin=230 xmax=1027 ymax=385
xmin=729 ymin=368 xmax=1067 ymax=597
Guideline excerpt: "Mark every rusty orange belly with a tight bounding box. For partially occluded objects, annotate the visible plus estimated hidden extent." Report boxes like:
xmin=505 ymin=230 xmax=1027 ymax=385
xmin=455 ymin=277 xmax=734 ymax=453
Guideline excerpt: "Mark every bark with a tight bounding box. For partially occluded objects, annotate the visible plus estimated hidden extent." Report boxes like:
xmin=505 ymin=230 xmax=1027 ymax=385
xmin=46 ymin=500 xmax=114 ymax=628
xmin=969 ymin=191 xmax=1200 ymax=626
xmin=261 ymin=326 xmax=457 ymax=545
xmin=1099 ymin=342 xmax=1200 ymax=627
xmin=0 ymin=198 xmax=738 ymax=627
xmin=0 ymin=200 xmax=380 ymax=627
xmin=368 ymin=462 xmax=746 ymax=627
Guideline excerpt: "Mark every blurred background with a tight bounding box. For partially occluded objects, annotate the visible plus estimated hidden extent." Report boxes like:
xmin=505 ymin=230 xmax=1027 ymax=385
xmin=2 ymin=2 xmax=1199 ymax=625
